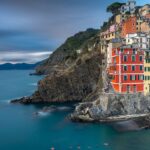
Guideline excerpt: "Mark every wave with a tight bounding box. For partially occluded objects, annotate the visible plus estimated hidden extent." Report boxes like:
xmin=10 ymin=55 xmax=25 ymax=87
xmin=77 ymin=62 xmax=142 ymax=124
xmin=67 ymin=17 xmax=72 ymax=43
xmin=57 ymin=106 xmax=71 ymax=111
xmin=37 ymin=111 xmax=50 ymax=116
xmin=33 ymin=106 xmax=72 ymax=117
xmin=29 ymin=83 xmax=37 ymax=86
xmin=0 ymin=99 xmax=12 ymax=104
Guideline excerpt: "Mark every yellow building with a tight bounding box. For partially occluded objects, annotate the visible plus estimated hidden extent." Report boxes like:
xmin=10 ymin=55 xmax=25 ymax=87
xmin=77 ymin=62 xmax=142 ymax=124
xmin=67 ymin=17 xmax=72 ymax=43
xmin=144 ymin=51 xmax=150 ymax=95
xmin=115 ymin=14 xmax=121 ymax=24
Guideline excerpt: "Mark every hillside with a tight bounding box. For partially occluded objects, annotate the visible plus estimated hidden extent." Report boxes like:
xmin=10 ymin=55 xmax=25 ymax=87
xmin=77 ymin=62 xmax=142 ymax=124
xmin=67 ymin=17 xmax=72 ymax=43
xmin=35 ymin=28 xmax=100 ymax=75
xmin=12 ymin=28 xmax=105 ymax=103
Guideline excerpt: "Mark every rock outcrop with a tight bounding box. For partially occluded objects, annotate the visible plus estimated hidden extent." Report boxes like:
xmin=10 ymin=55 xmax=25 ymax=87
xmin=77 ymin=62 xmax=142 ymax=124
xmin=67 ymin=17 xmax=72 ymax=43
xmin=11 ymin=28 xmax=104 ymax=104
xmin=70 ymin=94 xmax=150 ymax=122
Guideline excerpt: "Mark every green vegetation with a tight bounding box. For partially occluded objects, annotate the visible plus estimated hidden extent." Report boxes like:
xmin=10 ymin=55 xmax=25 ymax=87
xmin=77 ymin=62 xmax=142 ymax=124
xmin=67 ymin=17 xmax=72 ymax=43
xmin=52 ymin=28 xmax=99 ymax=60
xmin=36 ymin=28 xmax=100 ymax=72
xmin=60 ymin=28 xmax=99 ymax=52
xmin=106 ymin=2 xmax=125 ymax=14
xmin=101 ymin=15 xmax=115 ymax=32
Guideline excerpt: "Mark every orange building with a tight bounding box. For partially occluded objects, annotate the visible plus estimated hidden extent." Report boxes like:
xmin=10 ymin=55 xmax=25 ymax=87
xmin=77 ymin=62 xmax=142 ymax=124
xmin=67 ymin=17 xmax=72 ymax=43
xmin=121 ymin=16 xmax=137 ymax=38
xmin=109 ymin=47 xmax=144 ymax=93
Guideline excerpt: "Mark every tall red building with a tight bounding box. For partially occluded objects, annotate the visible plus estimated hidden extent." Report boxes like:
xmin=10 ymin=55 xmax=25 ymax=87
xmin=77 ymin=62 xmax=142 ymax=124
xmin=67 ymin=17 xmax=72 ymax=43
xmin=109 ymin=47 xmax=144 ymax=93
xmin=121 ymin=16 xmax=137 ymax=38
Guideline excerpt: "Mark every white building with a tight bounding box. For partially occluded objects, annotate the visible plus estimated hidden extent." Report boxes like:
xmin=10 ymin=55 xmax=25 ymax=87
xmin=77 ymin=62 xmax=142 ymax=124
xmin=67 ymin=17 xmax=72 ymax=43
xmin=107 ymin=43 xmax=113 ymax=68
xmin=126 ymin=33 xmax=150 ymax=49
xmin=120 ymin=0 xmax=136 ymax=14
xmin=107 ymin=40 xmax=122 ymax=68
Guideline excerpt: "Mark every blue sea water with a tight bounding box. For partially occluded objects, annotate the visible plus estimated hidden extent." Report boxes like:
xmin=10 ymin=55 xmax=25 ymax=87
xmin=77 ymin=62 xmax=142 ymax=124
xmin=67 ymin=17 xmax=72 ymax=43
xmin=0 ymin=70 xmax=150 ymax=150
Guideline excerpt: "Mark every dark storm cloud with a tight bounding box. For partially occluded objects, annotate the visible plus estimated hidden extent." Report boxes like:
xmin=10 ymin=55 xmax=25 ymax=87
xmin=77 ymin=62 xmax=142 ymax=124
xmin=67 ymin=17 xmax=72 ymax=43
xmin=0 ymin=0 xmax=149 ymax=63
xmin=0 ymin=0 xmax=117 ymax=51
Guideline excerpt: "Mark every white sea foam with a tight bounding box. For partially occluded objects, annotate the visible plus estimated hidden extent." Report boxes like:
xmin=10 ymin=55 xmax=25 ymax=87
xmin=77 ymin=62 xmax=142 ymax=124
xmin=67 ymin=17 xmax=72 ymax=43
xmin=0 ymin=99 xmax=12 ymax=104
xmin=38 ymin=111 xmax=49 ymax=116
xmin=29 ymin=83 xmax=37 ymax=86
xmin=57 ymin=106 xmax=71 ymax=111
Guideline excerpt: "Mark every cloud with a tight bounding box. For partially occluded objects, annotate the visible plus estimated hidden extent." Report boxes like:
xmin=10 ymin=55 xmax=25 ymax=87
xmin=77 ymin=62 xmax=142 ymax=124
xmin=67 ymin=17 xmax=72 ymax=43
xmin=0 ymin=51 xmax=52 ymax=64
xmin=0 ymin=30 xmax=58 ymax=51
xmin=0 ymin=0 xmax=149 ymax=56
xmin=0 ymin=0 xmax=114 ymax=52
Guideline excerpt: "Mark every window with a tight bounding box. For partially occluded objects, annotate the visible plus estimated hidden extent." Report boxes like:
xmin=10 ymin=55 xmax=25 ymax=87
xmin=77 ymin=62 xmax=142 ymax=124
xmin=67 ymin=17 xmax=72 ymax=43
xmin=124 ymin=65 xmax=127 ymax=71
xmin=132 ymin=55 xmax=136 ymax=62
xmin=133 ymin=85 xmax=136 ymax=92
xmin=130 ymin=75 xmax=136 ymax=80
xmin=139 ymin=56 xmax=143 ymax=61
xmin=133 ymin=75 xmax=136 ymax=80
xmin=124 ymin=75 xmax=127 ymax=81
xmin=115 ymin=50 xmax=118 ymax=55
xmin=127 ymin=85 xmax=130 ymax=93
xmin=132 ymin=66 xmax=135 ymax=71
xmin=140 ymin=65 xmax=143 ymax=71
xmin=138 ymin=75 xmax=144 ymax=80
xmin=114 ymin=58 xmax=116 ymax=64
xmin=130 ymin=75 xmax=132 ymax=80
xmin=121 ymin=48 xmax=124 ymax=53
xmin=124 ymin=55 xmax=127 ymax=62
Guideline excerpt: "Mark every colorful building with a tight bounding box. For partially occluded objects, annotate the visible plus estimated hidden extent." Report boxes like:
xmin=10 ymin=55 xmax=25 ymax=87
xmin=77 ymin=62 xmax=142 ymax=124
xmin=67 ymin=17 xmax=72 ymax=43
xmin=115 ymin=14 xmax=122 ymax=24
xmin=120 ymin=0 xmax=136 ymax=14
xmin=109 ymin=47 xmax=144 ymax=93
xmin=107 ymin=40 xmax=122 ymax=68
xmin=121 ymin=16 xmax=137 ymax=38
xmin=144 ymin=51 xmax=150 ymax=95
xmin=100 ymin=24 xmax=119 ymax=41
xmin=126 ymin=33 xmax=150 ymax=49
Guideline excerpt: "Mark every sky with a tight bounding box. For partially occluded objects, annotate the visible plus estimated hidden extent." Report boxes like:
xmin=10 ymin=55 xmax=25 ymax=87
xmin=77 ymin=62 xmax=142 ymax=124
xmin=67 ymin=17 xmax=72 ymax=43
xmin=0 ymin=0 xmax=149 ymax=64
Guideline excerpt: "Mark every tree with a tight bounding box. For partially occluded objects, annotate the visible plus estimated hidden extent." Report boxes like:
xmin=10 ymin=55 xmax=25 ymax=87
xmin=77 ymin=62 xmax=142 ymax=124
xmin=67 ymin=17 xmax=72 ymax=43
xmin=106 ymin=2 xmax=125 ymax=14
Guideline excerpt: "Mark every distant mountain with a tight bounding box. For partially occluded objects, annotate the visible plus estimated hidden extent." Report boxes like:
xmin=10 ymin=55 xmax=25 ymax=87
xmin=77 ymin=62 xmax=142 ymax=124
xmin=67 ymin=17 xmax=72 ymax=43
xmin=0 ymin=62 xmax=40 ymax=70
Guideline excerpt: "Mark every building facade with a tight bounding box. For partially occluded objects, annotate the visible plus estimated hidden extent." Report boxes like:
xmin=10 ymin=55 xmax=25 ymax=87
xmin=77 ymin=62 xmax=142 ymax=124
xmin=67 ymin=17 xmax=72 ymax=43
xmin=144 ymin=51 xmax=150 ymax=95
xmin=120 ymin=0 xmax=136 ymax=14
xmin=107 ymin=40 xmax=122 ymax=68
xmin=126 ymin=33 xmax=150 ymax=49
xmin=139 ymin=4 xmax=150 ymax=16
xmin=121 ymin=16 xmax=137 ymax=38
xmin=109 ymin=47 xmax=144 ymax=93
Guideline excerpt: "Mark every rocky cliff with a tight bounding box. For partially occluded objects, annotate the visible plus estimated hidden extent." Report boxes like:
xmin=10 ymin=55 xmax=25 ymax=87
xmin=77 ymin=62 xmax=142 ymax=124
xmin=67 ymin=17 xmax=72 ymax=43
xmin=36 ymin=28 xmax=100 ymax=75
xmin=70 ymin=94 xmax=150 ymax=123
xmin=12 ymin=28 xmax=105 ymax=104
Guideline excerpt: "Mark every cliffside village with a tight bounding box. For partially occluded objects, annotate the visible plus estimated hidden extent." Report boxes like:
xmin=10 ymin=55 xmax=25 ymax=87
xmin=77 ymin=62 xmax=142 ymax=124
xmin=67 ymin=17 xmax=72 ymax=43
xmin=100 ymin=0 xmax=150 ymax=95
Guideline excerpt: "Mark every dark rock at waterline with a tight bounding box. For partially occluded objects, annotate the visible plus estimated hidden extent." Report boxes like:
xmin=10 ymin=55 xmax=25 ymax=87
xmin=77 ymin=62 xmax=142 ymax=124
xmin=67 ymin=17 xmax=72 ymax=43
xmin=11 ymin=97 xmax=32 ymax=104
xmin=11 ymin=91 xmax=43 ymax=104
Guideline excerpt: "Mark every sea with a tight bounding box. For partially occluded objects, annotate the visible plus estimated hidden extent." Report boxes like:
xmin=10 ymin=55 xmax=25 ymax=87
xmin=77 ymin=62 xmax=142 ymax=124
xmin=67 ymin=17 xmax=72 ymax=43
xmin=0 ymin=70 xmax=150 ymax=150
